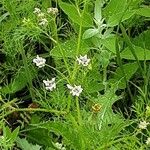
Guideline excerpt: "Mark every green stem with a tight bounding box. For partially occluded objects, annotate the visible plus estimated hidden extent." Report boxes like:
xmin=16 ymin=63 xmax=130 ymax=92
xmin=0 ymin=108 xmax=66 ymax=120
xmin=41 ymin=29 xmax=71 ymax=77
xmin=67 ymin=95 xmax=72 ymax=112
xmin=76 ymin=97 xmax=81 ymax=125
xmin=45 ymin=64 xmax=70 ymax=82
xmin=20 ymin=44 xmax=34 ymax=100
xmin=120 ymin=24 xmax=143 ymax=74
xmin=71 ymin=24 xmax=83 ymax=82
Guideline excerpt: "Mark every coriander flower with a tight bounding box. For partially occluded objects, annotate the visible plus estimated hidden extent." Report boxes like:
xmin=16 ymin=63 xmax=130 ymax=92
xmin=43 ymin=78 xmax=56 ymax=91
xmin=54 ymin=142 xmax=66 ymax=150
xmin=33 ymin=55 xmax=46 ymax=68
xmin=37 ymin=12 xmax=45 ymax=19
xmin=146 ymin=137 xmax=150 ymax=145
xmin=76 ymin=55 xmax=90 ymax=66
xmin=39 ymin=18 xmax=48 ymax=26
xmin=47 ymin=7 xmax=58 ymax=15
xmin=67 ymin=84 xmax=83 ymax=97
xmin=33 ymin=8 xmax=41 ymax=14
xmin=138 ymin=121 xmax=149 ymax=129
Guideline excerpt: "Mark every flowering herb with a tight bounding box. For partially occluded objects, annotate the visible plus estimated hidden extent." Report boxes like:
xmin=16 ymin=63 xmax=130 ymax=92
xmin=43 ymin=78 xmax=56 ymax=91
xmin=33 ymin=55 xmax=46 ymax=68
xmin=146 ymin=137 xmax=150 ymax=145
xmin=33 ymin=8 xmax=41 ymax=14
xmin=76 ymin=55 xmax=90 ymax=67
xmin=67 ymin=84 xmax=83 ymax=97
xmin=47 ymin=7 xmax=58 ymax=15
xmin=39 ymin=18 xmax=48 ymax=26
xmin=138 ymin=121 xmax=149 ymax=129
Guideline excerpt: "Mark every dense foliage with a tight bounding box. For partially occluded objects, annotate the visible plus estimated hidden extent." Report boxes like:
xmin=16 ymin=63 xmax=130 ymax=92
xmin=0 ymin=0 xmax=150 ymax=149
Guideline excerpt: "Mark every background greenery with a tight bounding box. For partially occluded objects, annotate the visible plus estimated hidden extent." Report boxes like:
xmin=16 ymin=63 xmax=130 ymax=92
xmin=0 ymin=0 xmax=150 ymax=149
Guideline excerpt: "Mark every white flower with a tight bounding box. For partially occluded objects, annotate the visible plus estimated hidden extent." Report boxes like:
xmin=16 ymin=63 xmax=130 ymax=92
xmin=76 ymin=55 xmax=90 ymax=66
xmin=47 ymin=7 xmax=58 ymax=15
xmin=39 ymin=18 xmax=48 ymax=26
xmin=67 ymin=84 xmax=83 ymax=97
xmin=146 ymin=137 xmax=150 ymax=145
xmin=54 ymin=142 xmax=66 ymax=150
xmin=33 ymin=55 xmax=46 ymax=68
xmin=33 ymin=8 xmax=41 ymax=14
xmin=37 ymin=12 xmax=45 ymax=18
xmin=43 ymin=78 xmax=56 ymax=91
xmin=138 ymin=121 xmax=149 ymax=129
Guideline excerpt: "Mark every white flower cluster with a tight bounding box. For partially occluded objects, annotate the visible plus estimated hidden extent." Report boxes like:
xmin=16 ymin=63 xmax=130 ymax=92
xmin=67 ymin=84 xmax=83 ymax=97
xmin=43 ymin=78 xmax=56 ymax=91
xmin=54 ymin=142 xmax=66 ymax=150
xmin=33 ymin=7 xmax=48 ymax=26
xmin=76 ymin=55 xmax=90 ymax=67
xmin=33 ymin=7 xmax=58 ymax=26
xmin=33 ymin=55 xmax=46 ymax=68
xmin=138 ymin=121 xmax=149 ymax=129
xmin=47 ymin=7 xmax=58 ymax=15
xmin=146 ymin=137 xmax=150 ymax=145
xmin=32 ymin=55 xmax=86 ymax=96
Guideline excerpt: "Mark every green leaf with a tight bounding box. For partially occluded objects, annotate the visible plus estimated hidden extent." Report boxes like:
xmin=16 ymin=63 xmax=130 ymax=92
xmin=50 ymin=38 xmax=89 ymax=58
xmin=136 ymin=7 xmax=150 ymax=17
xmin=0 ymin=12 xmax=9 ymax=23
xmin=84 ymin=69 xmax=104 ymax=93
xmin=82 ymin=28 xmax=99 ymax=39
xmin=109 ymin=62 xmax=138 ymax=89
xmin=101 ymin=36 xmax=116 ymax=53
xmin=94 ymin=85 xmax=122 ymax=125
xmin=103 ymin=0 xmax=127 ymax=18
xmin=121 ymin=45 xmax=150 ymax=60
xmin=103 ymin=0 xmax=136 ymax=26
xmin=10 ymin=127 xmax=20 ymax=143
xmin=132 ymin=29 xmax=150 ymax=50
xmin=59 ymin=1 xmax=93 ymax=27
xmin=94 ymin=0 xmax=102 ymax=21
xmin=107 ymin=10 xmax=136 ymax=27
xmin=17 ymin=138 xmax=41 ymax=150
xmin=27 ymin=127 xmax=53 ymax=147
xmin=1 ymin=65 xmax=37 ymax=94
xmin=30 ymin=121 xmax=81 ymax=150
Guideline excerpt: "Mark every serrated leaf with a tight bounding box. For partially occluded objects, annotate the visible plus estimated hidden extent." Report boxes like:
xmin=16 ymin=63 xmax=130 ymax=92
xmin=94 ymin=85 xmax=122 ymax=125
xmin=17 ymin=138 xmax=41 ymax=150
xmin=59 ymin=1 xmax=93 ymax=27
xmin=109 ymin=62 xmax=138 ymax=89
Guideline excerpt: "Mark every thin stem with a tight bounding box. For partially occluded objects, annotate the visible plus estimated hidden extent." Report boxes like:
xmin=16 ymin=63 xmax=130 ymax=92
xmin=67 ymin=95 xmax=72 ymax=112
xmin=71 ymin=24 xmax=83 ymax=81
xmin=20 ymin=44 xmax=35 ymax=100
xmin=120 ymin=24 xmax=143 ymax=74
xmin=0 ymin=108 xmax=66 ymax=120
xmin=76 ymin=96 xmax=81 ymax=125
xmin=45 ymin=64 xmax=70 ymax=82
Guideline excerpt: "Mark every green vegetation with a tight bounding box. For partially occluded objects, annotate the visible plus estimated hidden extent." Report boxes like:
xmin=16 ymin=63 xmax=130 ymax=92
xmin=0 ymin=0 xmax=150 ymax=149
